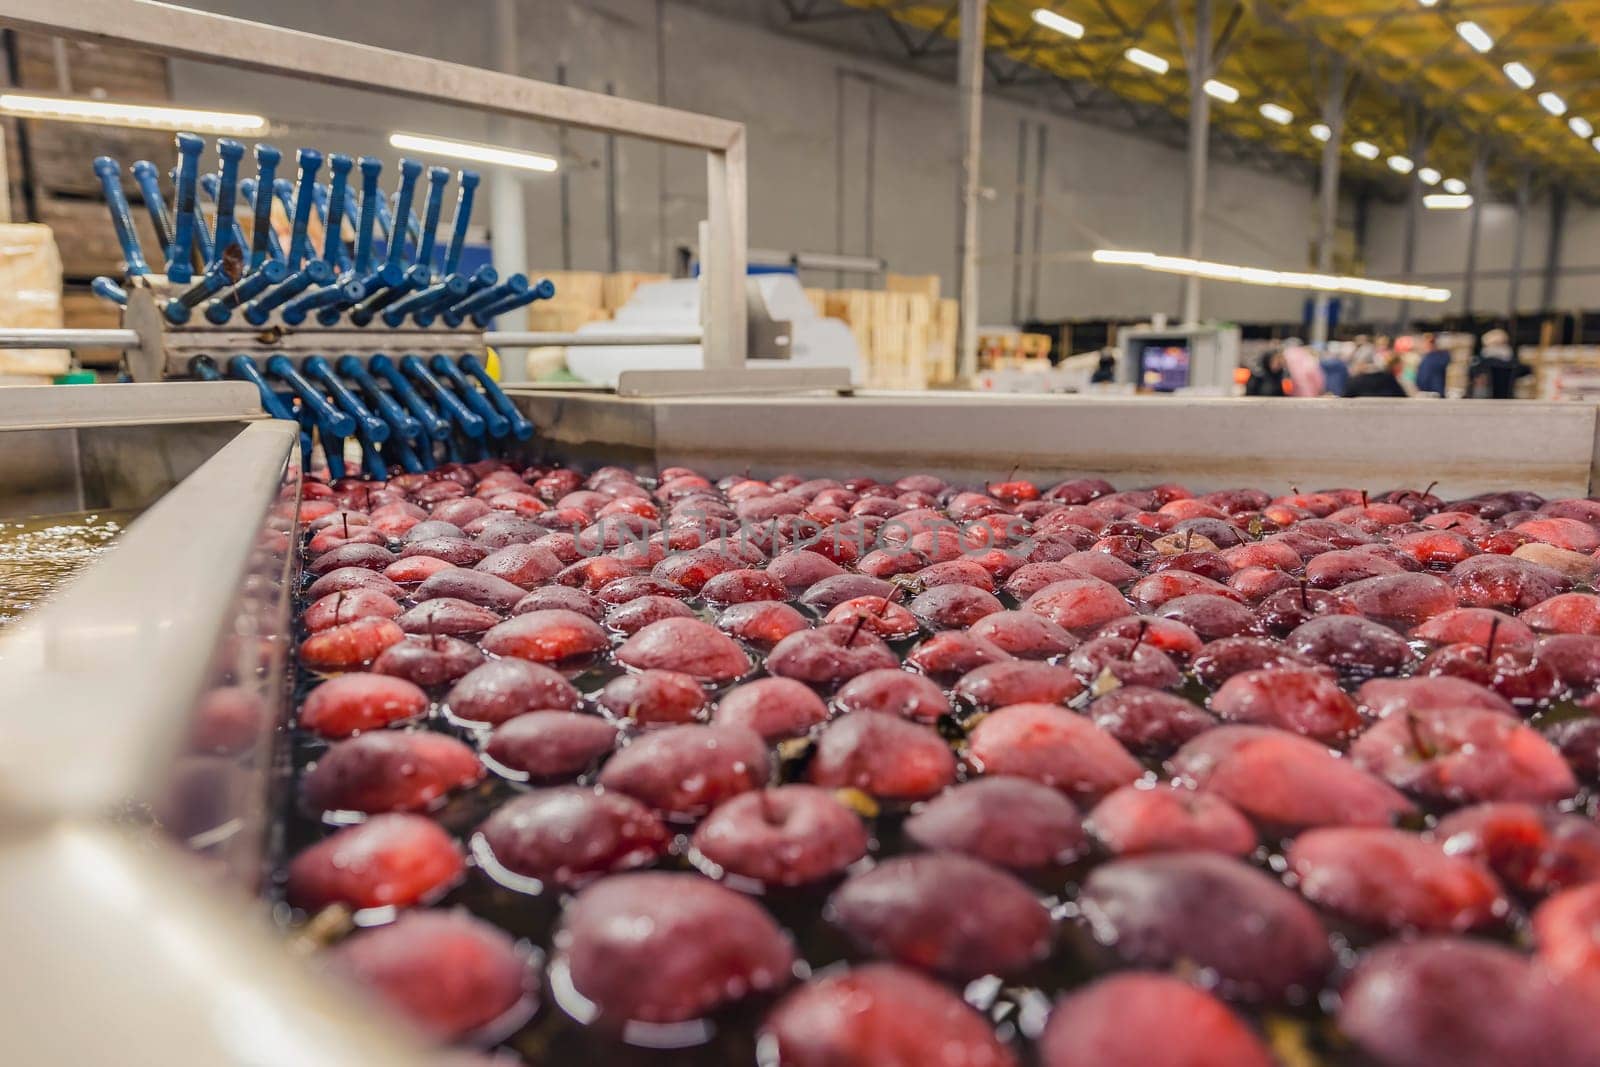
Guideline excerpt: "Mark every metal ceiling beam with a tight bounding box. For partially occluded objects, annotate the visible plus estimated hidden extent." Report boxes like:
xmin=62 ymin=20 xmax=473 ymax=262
xmin=1290 ymin=0 xmax=1559 ymax=28
xmin=1253 ymin=0 xmax=1597 ymax=199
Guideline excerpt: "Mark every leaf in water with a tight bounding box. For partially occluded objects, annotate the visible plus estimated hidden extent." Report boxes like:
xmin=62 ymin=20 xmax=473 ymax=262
xmin=1264 ymin=1014 xmax=1324 ymax=1067
xmin=1091 ymin=666 xmax=1123 ymax=697
xmin=222 ymin=241 xmax=245 ymax=284
xmin=291 ymin=903 xmax=353 ymax=953
xmin=832 ymin=787 xmax=880 ymax=819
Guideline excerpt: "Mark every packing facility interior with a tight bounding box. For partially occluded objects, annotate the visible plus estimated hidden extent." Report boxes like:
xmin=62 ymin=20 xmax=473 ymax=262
xmin=9 ymin=2 xmax=1600 ymax=1066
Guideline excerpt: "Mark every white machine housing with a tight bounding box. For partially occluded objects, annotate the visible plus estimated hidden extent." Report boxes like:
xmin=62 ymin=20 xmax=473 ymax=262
xmin=1119 ymin=324 xmax=1242 ymax=394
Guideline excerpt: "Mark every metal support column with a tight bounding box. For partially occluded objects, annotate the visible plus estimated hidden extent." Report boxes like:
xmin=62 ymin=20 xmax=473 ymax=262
xmin=1010 ymin=118 xmax=1028 ymax=325
xmin=1028 ymin=124 xmax=1047 ymax=322
xmin=1540 ymin=185 xmax=1566 ymax=314
xmin=1507 ymin=169 xmax=1531 ymax=318
xmin=1181 ymin=0 xmax=1212 ymax=325
xmin=1310 ymin=60 xmax=1346 ymax=347
xmin=1395 ymin=127 xmax=1425 ymax=334
xmin=489 ymin=0 xmax=530 ymax=373
xmin=1462 ymin=150 xmax=1487 ymax=318
xmin=955 ymin=0 xmax=987 ymax=379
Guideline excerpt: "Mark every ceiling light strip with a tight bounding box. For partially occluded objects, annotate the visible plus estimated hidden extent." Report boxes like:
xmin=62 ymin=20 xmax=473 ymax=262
xmin=1091 ymin=249 xmax=1451 ymax=303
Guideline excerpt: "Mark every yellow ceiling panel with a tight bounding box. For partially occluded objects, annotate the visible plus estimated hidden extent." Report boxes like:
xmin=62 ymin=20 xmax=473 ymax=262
xmin=840 ymin=0 xmax=1600 ymax=196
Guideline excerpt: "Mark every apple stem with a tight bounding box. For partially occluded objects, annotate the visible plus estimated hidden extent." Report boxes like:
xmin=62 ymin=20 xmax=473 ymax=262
xmin=341 ymin=512 xmax=349 ymax=540
xmin=334 ymin=590 xmax=346 ymax=624
xmin=1299 ymin=578 xmax=1310 ymax=610
xmin=846 ymin=611 xmax=870 ymax=647
xmin=1361 ymin=489 xmax=1369 ymax=509
xmin=1486 ymin=615 xmax=1501 ymax=660
xmin=1130 ymin=619 xmax=1148 ymax=655
xmin=1423 ymin=481 xmax=1438 ymax=499
xmin=1404 ymin=711 xmax=1437 ymax=760
xmin=1183 ymin=528 xmax=1194 ymax=552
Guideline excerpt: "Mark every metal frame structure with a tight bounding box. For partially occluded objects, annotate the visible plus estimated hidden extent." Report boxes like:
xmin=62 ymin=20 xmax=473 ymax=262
xmin=0 ymin=0 xmax=850 ymax=395
xmin=8 ymin=377 xmax=1600 ymax=1063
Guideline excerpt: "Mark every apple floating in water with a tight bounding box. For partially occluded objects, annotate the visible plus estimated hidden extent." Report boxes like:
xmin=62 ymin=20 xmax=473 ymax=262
xmin=277 ymin=467 xmax=1600 ymax=1061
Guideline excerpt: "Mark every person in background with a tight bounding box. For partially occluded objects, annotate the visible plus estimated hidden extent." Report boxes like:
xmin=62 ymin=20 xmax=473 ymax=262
xmin=1319 ymin=343 xmax=1351 ymax=397
xmin=1415 ymin=333 xmax=1451 ymax=397
xmin=1090 ymin=347 xmax=1118 ymax=384
xmin=1245 ymin=349 xmax=1288 ymax=396
xmin=1470 ymin=328 xmax=1527 ymax=400
xmin=1282 ymin=338 xmax=1325 ymax=397
xmin=1343 ymin=353 xmax=1408 ymax=398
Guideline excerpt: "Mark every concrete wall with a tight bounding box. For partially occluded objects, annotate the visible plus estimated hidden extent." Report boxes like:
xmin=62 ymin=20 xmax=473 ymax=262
xmin=1363 ymin=193 xmax=1583 ymax=320
xmin=171 ymin=0 xmax=1551 ymax=328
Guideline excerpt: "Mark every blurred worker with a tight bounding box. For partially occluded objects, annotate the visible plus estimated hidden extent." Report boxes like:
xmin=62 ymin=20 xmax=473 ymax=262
xmin=1415 ymin=333 xmax=1451 ymax=397
xmin=1342 ymin=353 xmax=1408 ymax=398
xmin=1319 ymin=344 xmax=1351 ymax=397
xmin=1091 ymin=347 xmax=1118 ymax=384
xmin=1470 ymin=328 xmax=1527 ymax=400
xmin=1281 ymin=338 xmax=1325 ymax=397
xmin=1245 ymin=349 xmax=1288 ymax=396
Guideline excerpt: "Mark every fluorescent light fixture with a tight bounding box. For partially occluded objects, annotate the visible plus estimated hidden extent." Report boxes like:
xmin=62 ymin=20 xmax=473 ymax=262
xmin=0 ymin=92 xmax=264 ymax=134
xmin=1593 ymin=136 xmax=1600 ymax=153
xmin=1030 ymin=8 xmax=1085 ymax=39
xmin=1352 ymin=140 xmax=1381 ymax=160
xmin=1387 ymin=155 xmax=1415 ymax=174
xmin=388 ymin=132 xmax=558 ymax=173
xmin=1418 ymin=167 xmax=1441 ymax=186
xmin=1443 ymin=177 xmax=1468 ymax=194
xmin=1310 ymin=122 xmax=1332 ymax=142
xmin=1503 ymin=62 xmax=1535 ymax=90
xmin=1456 ymin=21 xmax=1494 ymax=54
xmin=1124 ymin=47 xmax=1170 ymax=75
xmin=1259 ymin=102 xmax=1294 ymax=125
xmin=1539 ymin=91 xmax=1567 ymax=116
xmin=1203 ymin=79 xmax=1240 ymax=103
xmin=1571 ymin=116 xmax=1595 ymax=139
xmin=1090 ymin=249 xmax=1450 ymax=303
xmin=1425 ymin=193 xmax=1473 ymax=210
xmin=1418 ymin=0 xmax=1438 ymax=6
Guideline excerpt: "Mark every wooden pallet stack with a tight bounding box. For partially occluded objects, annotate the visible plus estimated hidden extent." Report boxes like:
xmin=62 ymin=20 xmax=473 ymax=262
xmin=526 ymin=269 xmax=667 ymax=333
xmin=811 ymin=273 xmax=958 ymax=390
xmin=1522 ymin=343 xmax=1600 ymax=401
xmin=3 ymin=32 xmax=172 ymax=370
xmin=978 ymin=330 xmax=1052 ymax=371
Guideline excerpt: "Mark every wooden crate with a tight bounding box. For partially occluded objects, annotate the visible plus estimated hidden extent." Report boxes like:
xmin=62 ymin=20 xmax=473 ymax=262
xmin=930 ymin=298 xmax=958 ymax=384
xmin=886 ymin=272 xmax=940 ymax=303
xmin=823 ymin=287 xmax=955 ymax=390
xmin=602 ymin=271 xmax=668 ymax=311
xmin=10 ymin=120 xmax=173 ymax=200
xmin=39 ymin=194 xmax=162 ymax=281
xmin=526 ymin=303 xmax=609 ymax=333
xmin=63 ymin=284 xmax=123 ymax=368
xmin=538 ymin=270 xmax=605 ymax=309
xmin=5 ymin=32 xmax=174 ymax=279
xmin=12 ymin=34 xmax=171 ymax=101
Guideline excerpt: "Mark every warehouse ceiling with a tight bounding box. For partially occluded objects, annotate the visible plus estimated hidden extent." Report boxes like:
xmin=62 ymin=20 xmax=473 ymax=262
xmin=774 ymin=0 xmax=1600 ymax=199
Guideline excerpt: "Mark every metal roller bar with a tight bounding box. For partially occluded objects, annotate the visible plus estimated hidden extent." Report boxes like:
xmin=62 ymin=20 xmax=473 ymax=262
xmin=0 ymin=326 xmax=711 ymax=352
xmin=485 ymin=329 xmax=703 ymax=347
xmin=0 ymin=0 xmax=738 ymax=149
xmin=0 ymin=328 xmax=140 ymax=350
